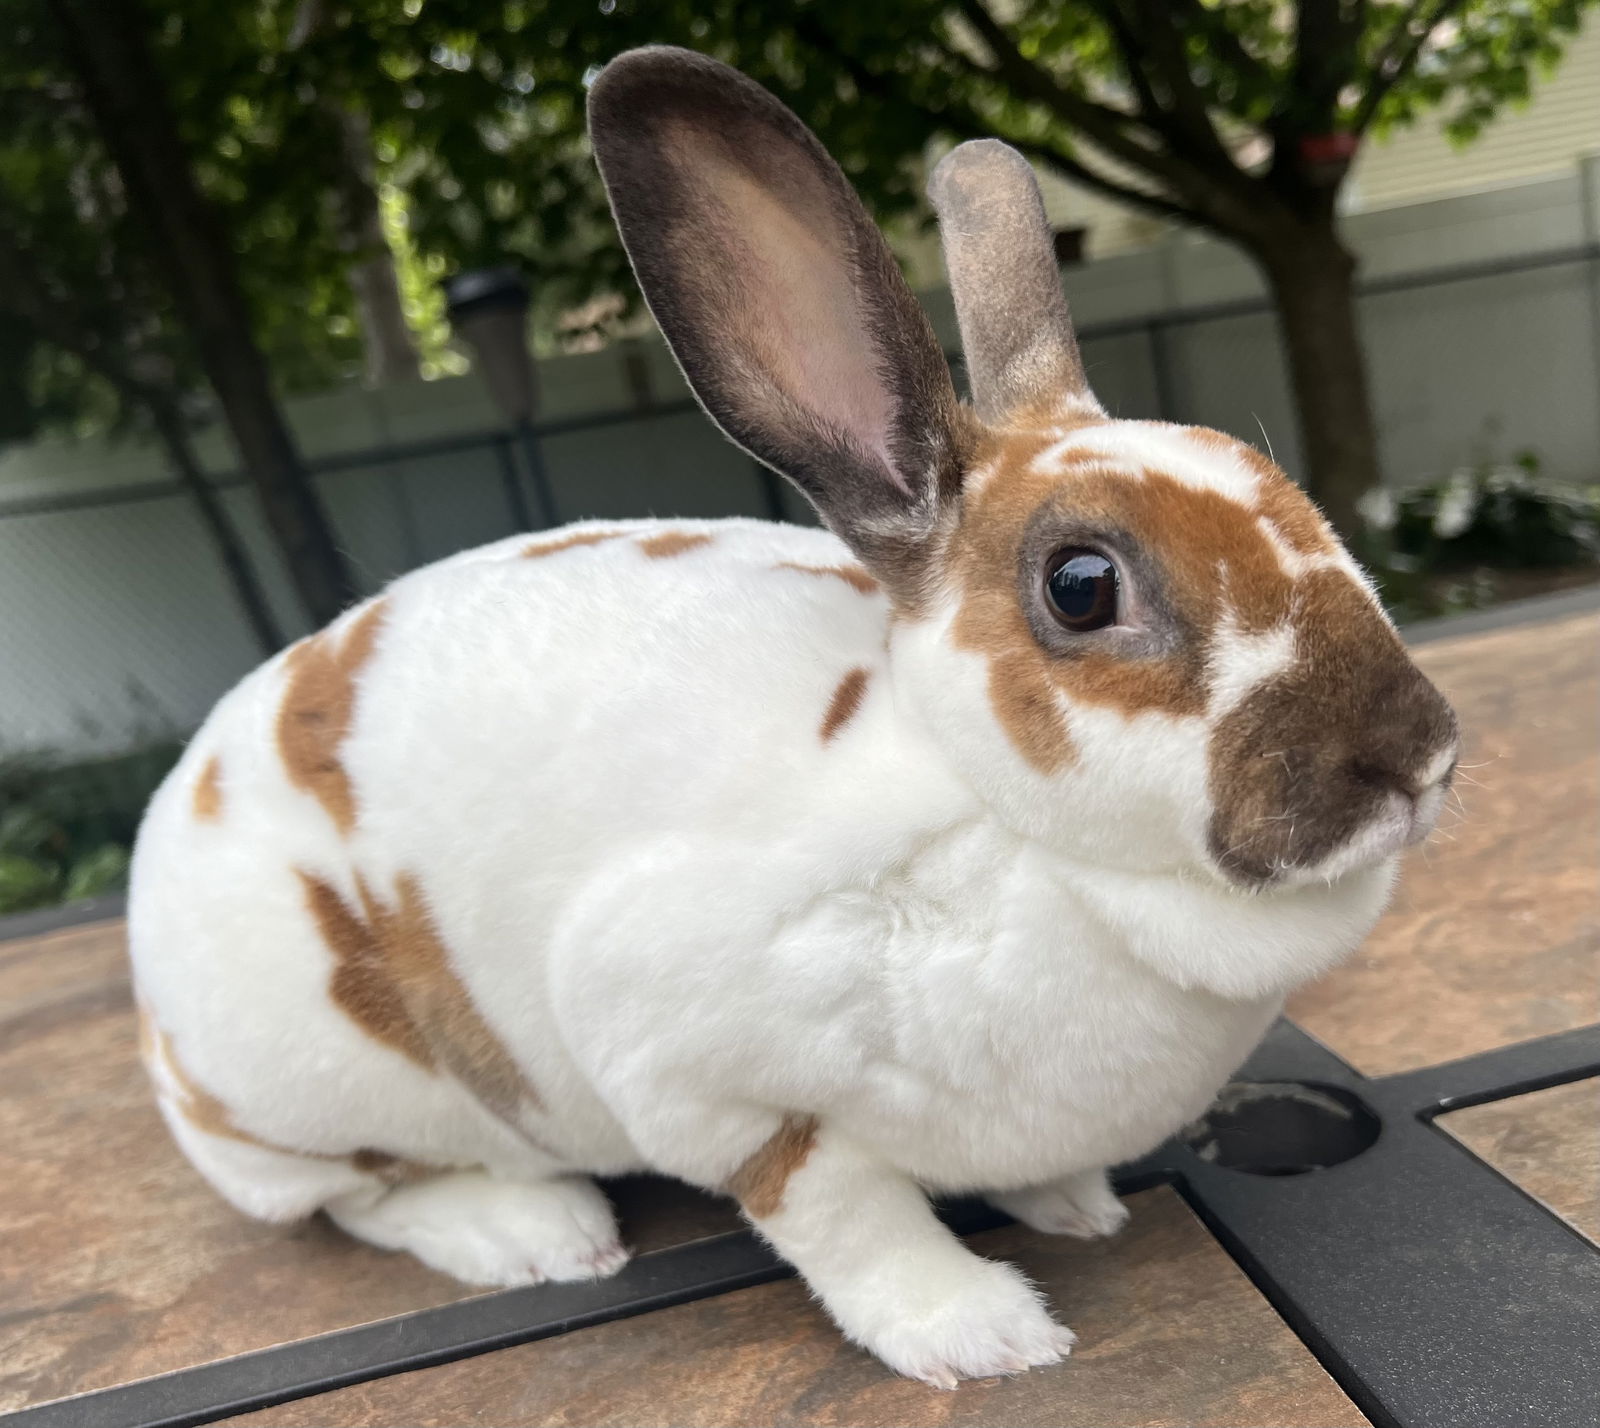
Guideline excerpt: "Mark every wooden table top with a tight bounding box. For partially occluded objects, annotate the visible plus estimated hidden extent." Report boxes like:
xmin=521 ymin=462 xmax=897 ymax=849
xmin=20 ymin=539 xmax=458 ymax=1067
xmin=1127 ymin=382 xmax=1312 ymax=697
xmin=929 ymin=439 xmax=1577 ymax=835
xmin=3 ymin=602 xmax=1594 ymax=1426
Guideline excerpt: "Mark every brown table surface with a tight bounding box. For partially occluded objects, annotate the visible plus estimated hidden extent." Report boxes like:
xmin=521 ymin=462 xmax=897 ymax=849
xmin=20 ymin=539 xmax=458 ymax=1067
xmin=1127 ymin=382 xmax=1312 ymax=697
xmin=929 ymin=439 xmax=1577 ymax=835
xmin=3 ymin=601 xmax=1595 ymax=1425
xmin=230 ymin=1188 xmax=1367 ymax=1428
xmin=1441 ymin=1077 xmax=1599 ymax=1242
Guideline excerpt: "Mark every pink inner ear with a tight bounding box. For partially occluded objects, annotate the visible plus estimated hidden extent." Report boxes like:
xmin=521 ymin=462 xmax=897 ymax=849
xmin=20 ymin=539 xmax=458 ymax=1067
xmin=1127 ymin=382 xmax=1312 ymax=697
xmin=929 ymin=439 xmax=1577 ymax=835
xmin=704 ymin=151 xmax=902 ymax=489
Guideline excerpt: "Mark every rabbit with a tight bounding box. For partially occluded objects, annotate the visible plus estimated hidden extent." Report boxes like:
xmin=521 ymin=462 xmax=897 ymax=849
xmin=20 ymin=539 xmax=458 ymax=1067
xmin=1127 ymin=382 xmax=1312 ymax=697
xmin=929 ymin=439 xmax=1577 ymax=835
xmin=127 ymin=46 xmax=1458 ymax=1389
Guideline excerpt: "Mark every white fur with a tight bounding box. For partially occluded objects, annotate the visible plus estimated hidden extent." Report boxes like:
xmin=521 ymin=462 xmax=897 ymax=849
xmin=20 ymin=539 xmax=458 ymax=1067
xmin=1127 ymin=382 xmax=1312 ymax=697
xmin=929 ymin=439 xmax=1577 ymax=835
xmin=1208 ymin=616 xmax=1296 ymax=719
xmin=130 ymin=514 xmax=1401 ymax=1386
xmin=1040 ymin=421 xmax=1261 ymax=504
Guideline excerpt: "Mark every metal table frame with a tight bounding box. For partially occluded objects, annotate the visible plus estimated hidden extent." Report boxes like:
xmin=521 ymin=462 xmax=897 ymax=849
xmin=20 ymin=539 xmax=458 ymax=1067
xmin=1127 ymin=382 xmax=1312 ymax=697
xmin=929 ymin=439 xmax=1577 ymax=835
xmin=9 ymin=1017 xmax=1597 ymax=1428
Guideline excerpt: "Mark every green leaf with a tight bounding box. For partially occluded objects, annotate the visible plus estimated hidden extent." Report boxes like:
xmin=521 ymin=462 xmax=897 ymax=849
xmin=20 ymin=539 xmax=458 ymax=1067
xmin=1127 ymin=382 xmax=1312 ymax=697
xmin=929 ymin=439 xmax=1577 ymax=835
xmin=0 ymin=855 xmax=62 ymax=915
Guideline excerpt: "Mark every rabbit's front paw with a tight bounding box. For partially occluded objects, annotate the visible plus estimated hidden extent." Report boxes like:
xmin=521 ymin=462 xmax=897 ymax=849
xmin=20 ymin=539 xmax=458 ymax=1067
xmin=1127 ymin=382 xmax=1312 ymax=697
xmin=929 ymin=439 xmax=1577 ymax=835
xmin=849 ymin=1258 xmax=1075 ymax=1389
xmin=990 ymin=1168 xmax=1129 ymax=1240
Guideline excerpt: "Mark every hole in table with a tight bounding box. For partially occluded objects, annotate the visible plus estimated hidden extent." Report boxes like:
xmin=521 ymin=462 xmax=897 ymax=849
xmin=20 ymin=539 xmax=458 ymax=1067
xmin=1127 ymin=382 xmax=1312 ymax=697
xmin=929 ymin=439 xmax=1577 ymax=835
xmin=1182 ymin=1081 xmax=1381 ymax=1176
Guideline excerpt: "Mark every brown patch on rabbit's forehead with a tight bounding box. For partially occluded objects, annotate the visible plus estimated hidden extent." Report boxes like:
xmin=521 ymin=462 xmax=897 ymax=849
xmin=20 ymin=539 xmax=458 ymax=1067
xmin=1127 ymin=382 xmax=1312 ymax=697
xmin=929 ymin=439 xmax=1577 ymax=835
xmin=277 ymin=600 xmax=388 ymax=836
xmin=297 ymin=867 xmax=544 ymax=1126
xmin=948 ymin=426 xmax=1357 ymax=771
xmin=637 ymin=530 xmax=714 ymax=558
xmin=727 ymin=1113 xmax=819 ymax=1218
xmin=193 ymin=755 xmax=223 ymax=821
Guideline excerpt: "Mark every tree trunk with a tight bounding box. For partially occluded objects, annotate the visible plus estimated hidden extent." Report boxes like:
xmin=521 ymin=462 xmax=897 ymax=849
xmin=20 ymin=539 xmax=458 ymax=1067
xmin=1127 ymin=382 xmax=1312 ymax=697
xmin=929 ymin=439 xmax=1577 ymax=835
xmin=147 ymin=398 xmax=286 ymax=658
xmin=329 ymin=106 xmax=423 ymax=386
xmin=1256 ymin=226 xmax=1383 ymax=544
xmin=49 ymin=0 xmax=358 ymax=627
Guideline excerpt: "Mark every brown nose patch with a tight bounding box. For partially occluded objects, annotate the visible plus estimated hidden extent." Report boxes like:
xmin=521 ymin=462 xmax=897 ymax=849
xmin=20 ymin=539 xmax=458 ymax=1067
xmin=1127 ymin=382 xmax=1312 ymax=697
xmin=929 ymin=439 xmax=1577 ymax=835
xmin=1206 ymin=569 xmax=1457 ymax=884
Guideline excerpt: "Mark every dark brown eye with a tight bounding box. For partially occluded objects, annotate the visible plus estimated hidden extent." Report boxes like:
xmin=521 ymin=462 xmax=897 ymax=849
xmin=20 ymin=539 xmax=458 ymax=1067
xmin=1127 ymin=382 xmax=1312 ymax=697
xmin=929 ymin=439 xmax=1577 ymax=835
xmin=1045 ymin=548 xmax=1119 ymax=631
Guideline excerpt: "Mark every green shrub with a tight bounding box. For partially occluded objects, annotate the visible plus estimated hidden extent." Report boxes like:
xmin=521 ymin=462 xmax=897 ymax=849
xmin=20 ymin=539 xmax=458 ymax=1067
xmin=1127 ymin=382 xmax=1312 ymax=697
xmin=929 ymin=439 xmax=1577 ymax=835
xmin=1359 ymin=455 xmax=1599 ymax=622
xmin=0 ymin=742 xmax=181 ymax=916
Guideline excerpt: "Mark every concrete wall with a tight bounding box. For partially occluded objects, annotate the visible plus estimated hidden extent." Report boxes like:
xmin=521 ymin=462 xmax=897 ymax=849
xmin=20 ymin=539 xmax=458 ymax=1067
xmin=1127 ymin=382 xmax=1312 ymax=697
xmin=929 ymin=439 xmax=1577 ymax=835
xmin=2 ymin=164 xmax=1597 ymax=757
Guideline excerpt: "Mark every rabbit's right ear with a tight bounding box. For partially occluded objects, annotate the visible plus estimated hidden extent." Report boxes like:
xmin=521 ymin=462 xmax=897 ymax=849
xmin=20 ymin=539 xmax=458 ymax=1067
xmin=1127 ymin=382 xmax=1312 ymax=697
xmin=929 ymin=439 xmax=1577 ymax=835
xmin=588 ymin=48 xmax=971 ymax=600
xmin=928 ymin=140 xmax=1101 ymax=425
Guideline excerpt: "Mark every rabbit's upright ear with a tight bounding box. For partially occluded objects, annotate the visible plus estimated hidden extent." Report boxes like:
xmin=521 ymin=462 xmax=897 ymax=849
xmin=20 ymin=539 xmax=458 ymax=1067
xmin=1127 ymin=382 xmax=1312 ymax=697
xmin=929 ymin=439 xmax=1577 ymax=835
xmin=928 ymin=140 xmax=1101 ymax=425
xmin=588 ymin=48 xmax=970 ymax=599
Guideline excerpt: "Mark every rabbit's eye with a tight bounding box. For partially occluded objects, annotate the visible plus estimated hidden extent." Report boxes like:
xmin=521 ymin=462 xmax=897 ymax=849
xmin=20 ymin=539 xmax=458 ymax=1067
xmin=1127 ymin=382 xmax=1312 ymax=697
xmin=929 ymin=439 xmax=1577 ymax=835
xmin=1045 ymin=548 xmax=1119 ymax=631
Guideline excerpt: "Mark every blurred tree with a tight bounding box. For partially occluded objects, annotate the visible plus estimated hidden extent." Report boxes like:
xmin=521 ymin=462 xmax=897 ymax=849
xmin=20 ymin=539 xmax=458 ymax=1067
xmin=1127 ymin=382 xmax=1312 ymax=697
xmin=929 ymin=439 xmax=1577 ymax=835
xmin=494 ymin=0 xmax=1590 ymax=538
xmin=0 ymin=13 xmax=287 ymax=651
xmin=4 ymin=0 xmax=358 ymax=628
xmin=298 ymin=0 xmax=1589 ymax=538
xmin=5 ymin=0 xmax=1592 ymax=552
xmin=50 ymin=0 xmax=363 ymax=624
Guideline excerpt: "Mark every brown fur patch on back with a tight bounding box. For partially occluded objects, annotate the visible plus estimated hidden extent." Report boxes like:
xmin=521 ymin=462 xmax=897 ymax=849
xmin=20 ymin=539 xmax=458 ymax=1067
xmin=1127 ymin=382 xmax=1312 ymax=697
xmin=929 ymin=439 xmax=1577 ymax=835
xmin=728 ymin=1113 xmax=819 ymax=1219
xmin=820 ymin=667 xmax=871 ymax=742
xmin=775 ymin=561 xmax=880 ymax=595
xmin=193 ymin=756 xmax=224 ymax=822
xmin=297 ymin=867 xmax=544 ymax=1123
xmin=276 ymin=600 xmax=388 ymax=836
xmin=638 ymin=530 xmax=714 ymax=559
xmin=523 ymin=530 xmax=621 ymax=559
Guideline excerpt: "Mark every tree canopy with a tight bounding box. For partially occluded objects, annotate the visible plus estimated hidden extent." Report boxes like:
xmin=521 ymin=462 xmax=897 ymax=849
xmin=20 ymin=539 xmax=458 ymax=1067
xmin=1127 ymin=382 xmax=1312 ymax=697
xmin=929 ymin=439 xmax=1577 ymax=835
xmin=3 ymin=0 xmax=1594 ymax=533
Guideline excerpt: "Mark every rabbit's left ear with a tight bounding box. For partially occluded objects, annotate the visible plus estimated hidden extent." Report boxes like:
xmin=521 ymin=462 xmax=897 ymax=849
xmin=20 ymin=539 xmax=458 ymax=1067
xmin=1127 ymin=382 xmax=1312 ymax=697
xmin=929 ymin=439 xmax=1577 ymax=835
xmin=588 ymin=47 xmax=970 ymax=600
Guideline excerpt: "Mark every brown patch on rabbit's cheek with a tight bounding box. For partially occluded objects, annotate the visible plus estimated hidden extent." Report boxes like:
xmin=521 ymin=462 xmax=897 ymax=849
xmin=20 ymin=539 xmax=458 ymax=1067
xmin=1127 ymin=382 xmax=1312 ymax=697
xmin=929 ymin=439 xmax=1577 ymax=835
xmin=193 ymin=756 xmax=224 ymax=821
xmin=729 ymin=1113 xmax=819 ymax=1219
xmin=277 ymin=600 xmax=388 ymax=836
xmin=774 ymin=561 xmax=881 ymax=595
xmin=638 ymin=530 xmax=714 ymax=558
xmin=298 ymin=867 xmax=544 ymax=1121
xmin=523 ymin=529 xmax=621 ymax=559
xmin=988 ymin=649 xmax=1076 ymax=772
xmin=820 ymin=667 xmax=871 ymax=742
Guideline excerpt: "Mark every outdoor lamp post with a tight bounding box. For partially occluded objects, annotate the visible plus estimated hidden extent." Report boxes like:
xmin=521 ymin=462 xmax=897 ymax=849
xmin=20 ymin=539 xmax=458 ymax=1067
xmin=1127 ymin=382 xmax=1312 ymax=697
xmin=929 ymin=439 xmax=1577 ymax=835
xmin=443 ymin=266 xmax=557 ymax=530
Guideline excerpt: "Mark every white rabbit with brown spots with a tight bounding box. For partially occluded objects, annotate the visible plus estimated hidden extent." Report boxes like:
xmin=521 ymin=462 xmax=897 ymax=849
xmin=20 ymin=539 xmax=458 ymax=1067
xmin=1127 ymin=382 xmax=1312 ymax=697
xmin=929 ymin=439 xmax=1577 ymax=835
xmin=129 ymin=48 xmax=1457 ymax=1388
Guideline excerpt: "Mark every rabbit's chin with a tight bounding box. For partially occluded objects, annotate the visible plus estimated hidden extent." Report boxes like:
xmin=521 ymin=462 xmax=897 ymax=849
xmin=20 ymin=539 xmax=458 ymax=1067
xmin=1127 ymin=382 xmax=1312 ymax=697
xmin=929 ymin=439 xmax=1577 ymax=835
xmin=1263 ymin=792 xmax=1434 ymax=891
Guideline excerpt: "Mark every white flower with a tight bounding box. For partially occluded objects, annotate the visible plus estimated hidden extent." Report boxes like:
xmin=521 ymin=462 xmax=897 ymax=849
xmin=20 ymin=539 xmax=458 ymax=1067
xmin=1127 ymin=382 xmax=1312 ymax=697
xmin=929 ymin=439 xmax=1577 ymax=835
xmin=1432 ymin=469 xmax=1479 ymax=539
xmin=1358 ymin=485 xmax=1397 ymax=530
